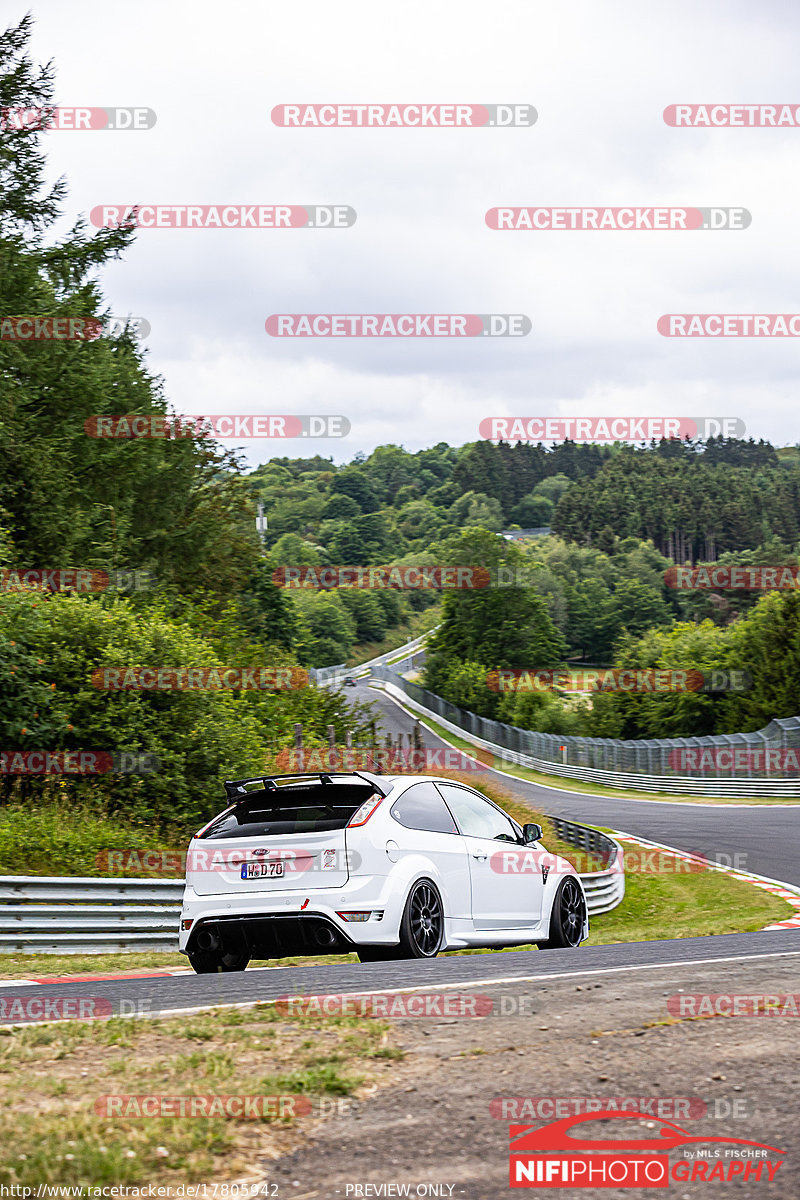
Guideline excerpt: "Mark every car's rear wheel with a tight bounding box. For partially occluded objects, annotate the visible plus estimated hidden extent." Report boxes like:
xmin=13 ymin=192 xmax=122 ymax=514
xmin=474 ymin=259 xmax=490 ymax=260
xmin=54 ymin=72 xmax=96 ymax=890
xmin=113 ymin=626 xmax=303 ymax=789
xmin=187 ymin=949 xmax=250 ymax=974
xmin=398 ymin=878 xmax=444 ymax=958
xmin=538 ymin=876 xmax=586 ymax=949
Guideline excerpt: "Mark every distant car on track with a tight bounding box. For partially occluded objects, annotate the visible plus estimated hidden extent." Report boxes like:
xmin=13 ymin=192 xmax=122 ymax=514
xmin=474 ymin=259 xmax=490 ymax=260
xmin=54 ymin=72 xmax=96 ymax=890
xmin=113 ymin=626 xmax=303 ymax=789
xmin=342 ymin=676 xmax=357 ymax=687
xmin=179 ymin=771 xmax=588 ymax=973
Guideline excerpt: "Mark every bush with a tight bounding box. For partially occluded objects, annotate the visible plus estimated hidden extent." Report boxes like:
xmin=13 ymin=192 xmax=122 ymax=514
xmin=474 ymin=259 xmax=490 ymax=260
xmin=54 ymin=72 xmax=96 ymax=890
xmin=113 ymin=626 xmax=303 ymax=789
xmin=0 ymin=592 xmax=291 ymax=827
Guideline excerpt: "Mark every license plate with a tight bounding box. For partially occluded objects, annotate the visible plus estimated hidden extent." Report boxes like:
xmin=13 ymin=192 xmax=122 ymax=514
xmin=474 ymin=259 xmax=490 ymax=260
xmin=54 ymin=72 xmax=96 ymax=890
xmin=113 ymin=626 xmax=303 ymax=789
xmin=241 ymin=860 xmax=285 ymax=880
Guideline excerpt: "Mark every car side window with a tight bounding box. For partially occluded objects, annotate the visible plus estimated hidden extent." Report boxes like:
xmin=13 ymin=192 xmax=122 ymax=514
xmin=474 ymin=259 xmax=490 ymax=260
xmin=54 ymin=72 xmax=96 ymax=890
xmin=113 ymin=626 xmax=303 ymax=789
xmin=390 ymin=782 xmax=459 ymax=835
xmin=436 ymin=784 xmax=519 ymax=842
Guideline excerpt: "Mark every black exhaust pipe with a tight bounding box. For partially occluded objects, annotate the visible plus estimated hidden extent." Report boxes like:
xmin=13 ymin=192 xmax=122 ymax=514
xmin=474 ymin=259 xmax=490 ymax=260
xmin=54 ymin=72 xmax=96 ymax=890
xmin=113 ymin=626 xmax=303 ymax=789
xmin=195 ymin=926 xmax=221 ymax=953
xmin=315 ymin=926 xmax=337 ymax=947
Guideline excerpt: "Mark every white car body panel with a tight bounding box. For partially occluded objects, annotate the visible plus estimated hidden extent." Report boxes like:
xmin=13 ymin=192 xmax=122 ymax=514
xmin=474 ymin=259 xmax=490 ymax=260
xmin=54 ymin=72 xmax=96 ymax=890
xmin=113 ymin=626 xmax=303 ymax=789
xmin=179 ymin=773 xmax=588 ymax=958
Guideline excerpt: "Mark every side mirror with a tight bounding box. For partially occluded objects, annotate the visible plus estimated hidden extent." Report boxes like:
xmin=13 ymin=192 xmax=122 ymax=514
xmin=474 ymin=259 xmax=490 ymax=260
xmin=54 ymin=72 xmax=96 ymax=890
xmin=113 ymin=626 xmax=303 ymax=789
xmin=523 ymin=823 xmax=543 ymax=844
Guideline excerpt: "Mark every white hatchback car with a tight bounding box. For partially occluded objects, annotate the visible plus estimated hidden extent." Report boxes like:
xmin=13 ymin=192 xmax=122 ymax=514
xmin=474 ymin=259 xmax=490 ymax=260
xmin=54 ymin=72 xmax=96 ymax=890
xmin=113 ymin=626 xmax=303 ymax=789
xmin=179 ymin=771 xmax=589 ymax=973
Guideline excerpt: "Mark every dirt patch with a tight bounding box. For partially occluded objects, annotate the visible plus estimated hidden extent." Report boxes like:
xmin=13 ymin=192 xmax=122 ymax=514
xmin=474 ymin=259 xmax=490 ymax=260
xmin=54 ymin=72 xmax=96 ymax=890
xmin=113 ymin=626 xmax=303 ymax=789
xmin=253 ymin=955 xmax=800 ymax=1199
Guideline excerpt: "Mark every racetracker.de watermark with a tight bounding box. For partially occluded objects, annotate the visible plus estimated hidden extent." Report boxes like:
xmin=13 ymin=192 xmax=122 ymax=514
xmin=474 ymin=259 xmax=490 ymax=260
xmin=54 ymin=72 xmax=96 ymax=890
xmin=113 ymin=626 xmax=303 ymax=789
xmin=668 ymin=993 xmax=800 ymax=1017
xmin=659 ymin=314 xmax=800 ymax=336
xmin=0 ymin=568 xmax=153 ymax=593
xmin=0 ymin=106 xmax=156 ymax=130
xmin=274 ymin=992 xmax=502 ymax=1017
xmin=1 ymin=316 xmax=101 ymax=340
xmin=272 ymin=565 xmax=491 ymax=589
xmin=668 ymin=747 xmax=800 ymax=773
xmin=489 ymin=846 xmax=747 ymax=876
xmin=0 ymin=751 xmax=159 ymax=775
xmin=272 ymin=103 xmax=537 ymax=126
xmin=486 ymin=668 xmax=751 ymax=693
xmin=486 ymin=207 xmax=749 ymax=230
xmin=97 ymin=847 xmax=359 ymax=874
xmin=664 ymin=104 xmax=800 ymax=126
xmin=275 ymin=746 xmax=491 ymax=773
xmin=265 ymin=314 xmax=530 ymax=337
xmin=479 ymin=416 xmax=745 ymax=441
xmin=0 ymin=997 xmax=154 ymax=1024
xmin=665 ymin=564 xmax=800 ymax=590
xmin=90 ymin=667 xmax=307 ymax=691
xmin=1 ymin=996 xmax=110 ymax=1024
xmin=0 ymin=315 xmax=150 ymax=340
xmin=84 ymin=414 xmax=349 ymax=439
xmin=91 ymin=205 xmax=356 ymax=229
xmin=94 ymin=1094 xmax=311 ymax=1118
xmin=491 ymin=1096 xmax=753 ymax=1120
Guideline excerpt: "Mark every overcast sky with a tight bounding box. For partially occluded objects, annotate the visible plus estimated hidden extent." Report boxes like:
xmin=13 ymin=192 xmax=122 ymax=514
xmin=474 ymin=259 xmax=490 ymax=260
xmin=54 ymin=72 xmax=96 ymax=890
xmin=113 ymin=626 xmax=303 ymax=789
xmin=18 ymin=0 xmax=800 ymax=465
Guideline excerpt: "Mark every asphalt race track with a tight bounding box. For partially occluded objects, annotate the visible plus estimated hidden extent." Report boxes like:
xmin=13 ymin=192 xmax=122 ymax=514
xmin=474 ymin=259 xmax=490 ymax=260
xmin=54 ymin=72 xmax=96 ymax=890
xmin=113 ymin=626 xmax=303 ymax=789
xmin=365 ymin=682 xmax=800 ymax=887
xmin=2 ymin=933 xmax=800 ymax=1022
xmin=3 ymin=680 xmax=798 ymax=1029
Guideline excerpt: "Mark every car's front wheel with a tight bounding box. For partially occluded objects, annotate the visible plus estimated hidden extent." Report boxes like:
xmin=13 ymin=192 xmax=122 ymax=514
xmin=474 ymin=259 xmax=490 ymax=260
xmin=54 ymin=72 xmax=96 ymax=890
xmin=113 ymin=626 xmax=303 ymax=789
xmin=187 ymin=949 xmax=250 ymax=974
xmin=538 ymin=876 xmax=586 ymax=949
xmin=398 ymin=878 xmax=444 ymax=958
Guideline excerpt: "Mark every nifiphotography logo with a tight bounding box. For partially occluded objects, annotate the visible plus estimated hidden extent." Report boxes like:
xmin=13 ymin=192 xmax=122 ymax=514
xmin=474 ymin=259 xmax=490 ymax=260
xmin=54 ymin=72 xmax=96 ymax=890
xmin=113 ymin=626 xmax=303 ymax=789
xmin=508 ymin=1111 xmax=785 ymax=1187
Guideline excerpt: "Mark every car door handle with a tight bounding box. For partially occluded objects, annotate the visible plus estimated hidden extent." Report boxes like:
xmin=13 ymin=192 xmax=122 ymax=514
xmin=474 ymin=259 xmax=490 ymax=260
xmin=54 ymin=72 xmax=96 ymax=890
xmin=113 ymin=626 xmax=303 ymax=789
xmin=472 ymin=853 xmax=487 ymax=861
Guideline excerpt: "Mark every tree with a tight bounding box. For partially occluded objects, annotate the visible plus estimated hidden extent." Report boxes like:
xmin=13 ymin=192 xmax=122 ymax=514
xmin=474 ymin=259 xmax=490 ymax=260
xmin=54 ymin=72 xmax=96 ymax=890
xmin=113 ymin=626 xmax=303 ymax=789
xmin=611 ymin=578 xmax=672 ymax=643
xmin=565 ymin=579 xmax=618 ymax=659
xmin=394 ymin=500 xmax=446 ymax=545
xmin=723 ymin=592 xmax=800 ymax=730
xmin=338 ymin=589 xmax=388 ymax=644
xmin=449 ymin=491 xmax=505 ymax=532
xmin=452 ymin=441 xmax=510 ymax=510
xmin=363 ymin=444 xmax=415 ymax=502
xmin=327 ymin=525 xmax=371 ymax=565
xmin=330 ymin=468 xmax=379 ymax=513
xmin=321 ymin=493 xmax=361 ymax=520
xmin=0 ymin=15 xmax=259 ymax=596
xmin=424 ymin=529 xmax=567 ymax=703
xmin=291 ymin=591 xmax=356 ymax=666
xmin=239 ymin=560 xmax=298 ymax=650
xmin=268 ymin=533 xmax=323 ymax=567
xmin=508 ymin=494 xmax=554 ymax=528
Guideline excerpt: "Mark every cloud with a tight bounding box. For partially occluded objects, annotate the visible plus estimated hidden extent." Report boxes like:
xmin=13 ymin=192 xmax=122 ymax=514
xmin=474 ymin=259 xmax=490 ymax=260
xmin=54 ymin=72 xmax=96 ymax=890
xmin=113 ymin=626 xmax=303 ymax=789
xmin=23 ymin=0 xmax=800 ymax=461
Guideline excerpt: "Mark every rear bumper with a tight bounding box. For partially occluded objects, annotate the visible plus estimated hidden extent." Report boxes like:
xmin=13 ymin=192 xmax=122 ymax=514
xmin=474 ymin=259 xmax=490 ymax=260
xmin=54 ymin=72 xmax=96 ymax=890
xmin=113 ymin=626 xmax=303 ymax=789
xmin=179 ymin=875 xmax=400 ymax=956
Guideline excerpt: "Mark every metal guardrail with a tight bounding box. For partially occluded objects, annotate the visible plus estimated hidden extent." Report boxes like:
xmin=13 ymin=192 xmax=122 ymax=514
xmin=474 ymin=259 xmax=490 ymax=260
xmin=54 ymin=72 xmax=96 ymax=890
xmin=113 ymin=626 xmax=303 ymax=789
xmin=310 ymin=629 xmax=437 ymax=689
xmin=546 ymin=818 xmax=625 ymax=916
xmin=370 ymin=670 xmax=800 ymax=796
xmin=0 ymin=877 xmax=184 ymax=954
xmin=0 ymin=816 xmax=624 ymax=952
xmin=548 ymin=817 xmax=617 ymax=865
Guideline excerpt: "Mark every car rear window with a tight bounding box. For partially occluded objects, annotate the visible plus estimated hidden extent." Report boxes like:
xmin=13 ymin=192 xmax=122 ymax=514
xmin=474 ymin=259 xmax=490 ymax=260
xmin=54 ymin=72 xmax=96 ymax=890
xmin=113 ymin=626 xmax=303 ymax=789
xmin=200 ymin=783 xmax=378 ymax=839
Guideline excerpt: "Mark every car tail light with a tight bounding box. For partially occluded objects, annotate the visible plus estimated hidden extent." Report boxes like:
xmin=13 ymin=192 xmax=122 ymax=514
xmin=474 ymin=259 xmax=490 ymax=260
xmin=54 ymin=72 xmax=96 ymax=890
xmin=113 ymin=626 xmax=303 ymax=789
xmin=336 ymin=911 xmax=372 ymax=922
xmin=181 ymin=919 xmax=193 ymax=930
xmin=348 ymin=796 xmax=383 ymax=827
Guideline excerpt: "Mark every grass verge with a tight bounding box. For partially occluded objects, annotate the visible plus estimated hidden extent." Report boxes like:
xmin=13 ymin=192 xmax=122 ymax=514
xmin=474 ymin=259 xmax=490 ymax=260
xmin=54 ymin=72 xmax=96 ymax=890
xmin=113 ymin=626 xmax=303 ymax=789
xmin=0 ymin=802 xmax=182 ymax=877
xmin=583 ymin=865 xmax=792 ymax=945
xmin=0 ymin=1002 xmax=398 ymax=1188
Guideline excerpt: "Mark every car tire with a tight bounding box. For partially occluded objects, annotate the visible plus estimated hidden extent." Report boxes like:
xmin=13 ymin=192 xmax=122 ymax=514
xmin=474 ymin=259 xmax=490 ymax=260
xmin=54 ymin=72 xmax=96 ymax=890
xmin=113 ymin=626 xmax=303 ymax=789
xmin=397 ymin=878 xmax=444 ymax=959
xmin=187 ymin=949 xmax=250 ymax=974
xmin=538 ymin=876 xmax=586 ymax=950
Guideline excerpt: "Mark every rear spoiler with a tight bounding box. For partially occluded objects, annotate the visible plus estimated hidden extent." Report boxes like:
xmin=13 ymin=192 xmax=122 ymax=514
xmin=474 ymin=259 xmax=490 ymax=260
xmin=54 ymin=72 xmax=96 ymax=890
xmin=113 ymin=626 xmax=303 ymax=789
xmin=223 ymin=771 xmax=387 ymax=803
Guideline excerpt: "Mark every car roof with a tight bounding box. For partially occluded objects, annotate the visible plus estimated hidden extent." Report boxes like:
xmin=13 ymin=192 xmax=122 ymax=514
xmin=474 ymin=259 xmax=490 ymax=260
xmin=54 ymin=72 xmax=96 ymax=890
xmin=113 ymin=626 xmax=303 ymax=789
xmin=382 ymin=774 xmax=495 ymax=795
